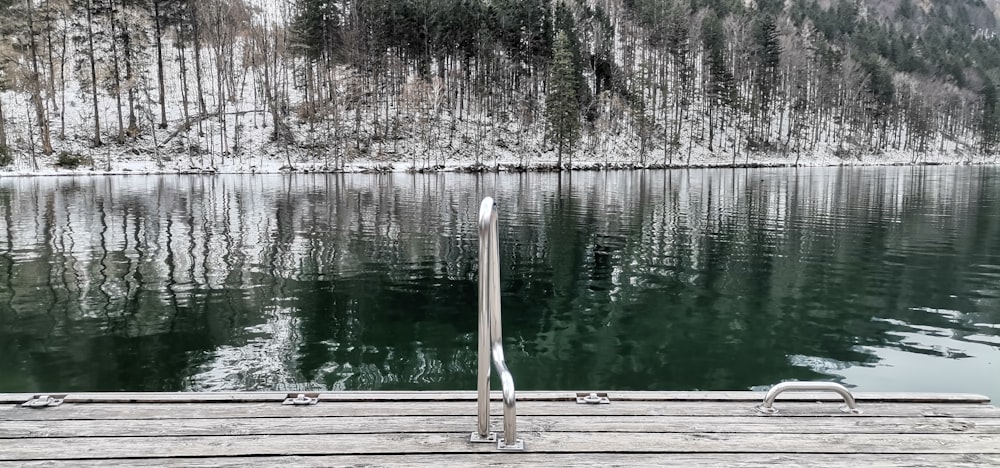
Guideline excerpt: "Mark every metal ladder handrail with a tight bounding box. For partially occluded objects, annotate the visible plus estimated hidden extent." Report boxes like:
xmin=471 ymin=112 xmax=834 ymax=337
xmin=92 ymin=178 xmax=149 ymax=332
xmin=471 ymin=197 xmax=523 ymax=450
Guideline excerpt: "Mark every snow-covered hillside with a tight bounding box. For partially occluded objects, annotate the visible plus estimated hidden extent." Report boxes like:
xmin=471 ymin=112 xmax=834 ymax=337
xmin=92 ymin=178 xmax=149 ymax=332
xmin=1 ymin=0 xmax=998 ymax=176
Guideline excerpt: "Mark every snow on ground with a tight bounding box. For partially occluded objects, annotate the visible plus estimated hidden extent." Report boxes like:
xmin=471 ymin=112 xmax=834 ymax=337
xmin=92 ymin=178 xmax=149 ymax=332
xmin=3 ymin=88 xmax=993 ymax=178
xmin=1 ymin=129 xmax=992 ymax=177
xmin=4 ymin=69 xmax=991 ymax=177
xmin=3 ymin=82 xmax=994 ymax=177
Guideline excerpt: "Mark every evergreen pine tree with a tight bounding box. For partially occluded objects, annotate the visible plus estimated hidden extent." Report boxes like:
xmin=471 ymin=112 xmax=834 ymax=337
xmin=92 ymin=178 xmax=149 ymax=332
xmin=752 ymin=14 xmax=781 ymax=146
xmin=546 ymin=30 xmax=580 ymax=168
xmin=702 ymin=12 xmax=733 ymax=152
xmin=554 ymin=2 xmax=590 ymax=118
xmin=290 ymin=0 xmax=342 ymax=60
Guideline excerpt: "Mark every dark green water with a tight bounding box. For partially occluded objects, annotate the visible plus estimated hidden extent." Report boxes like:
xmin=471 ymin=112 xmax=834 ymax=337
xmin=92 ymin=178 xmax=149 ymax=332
xmin=1 ymin=167 xmax=997 ymax=400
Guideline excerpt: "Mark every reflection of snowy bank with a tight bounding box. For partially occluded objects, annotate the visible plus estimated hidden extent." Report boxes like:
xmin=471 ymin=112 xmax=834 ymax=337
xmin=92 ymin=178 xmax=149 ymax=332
xmin=309 ymin=346 xmax=453 ymax=391
xmin=2 ymin=168 xmax=996 ymax=395
xmin=786 ymin=354 xmax=851 ymax=373
xmin=190 ymin=305 xmax=308 ymax=392
xmin=189 ymin=303 xmax=464 ymax=392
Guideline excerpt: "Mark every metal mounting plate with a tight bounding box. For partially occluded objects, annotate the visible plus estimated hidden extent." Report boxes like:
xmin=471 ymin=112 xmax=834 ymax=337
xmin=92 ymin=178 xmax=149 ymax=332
xmin=576 ymin=392 xmax=611 ymax=404
xmin=470 ymin=431 xmax=498 ymax=443
xmin=22 ymin=395 xmax=65 ymax=408
xmin=497 ymin=438 xmax=525 ymax=451
xmin=282 ymin=393 xmax=319 ymax=405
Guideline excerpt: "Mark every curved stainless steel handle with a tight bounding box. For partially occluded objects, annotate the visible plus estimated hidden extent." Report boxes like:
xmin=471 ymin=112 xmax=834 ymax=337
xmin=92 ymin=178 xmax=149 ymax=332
xmin=472 ymin=197 xmax=522 ymax=450
xmin=492 ymin=343 xmax=517 ymax=447
xmin=756 ymin=382 xmax=862 ymax=414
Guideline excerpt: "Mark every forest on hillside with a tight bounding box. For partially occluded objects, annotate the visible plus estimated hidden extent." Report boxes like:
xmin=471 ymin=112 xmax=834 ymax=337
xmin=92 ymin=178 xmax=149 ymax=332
xmin=1 ymin=0 xmax=1000 ymax=172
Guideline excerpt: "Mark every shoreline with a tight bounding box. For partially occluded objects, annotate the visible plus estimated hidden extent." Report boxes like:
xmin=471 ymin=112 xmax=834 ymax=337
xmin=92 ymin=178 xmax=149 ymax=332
xmin=2 ymin=155 xmax=996 ymax=177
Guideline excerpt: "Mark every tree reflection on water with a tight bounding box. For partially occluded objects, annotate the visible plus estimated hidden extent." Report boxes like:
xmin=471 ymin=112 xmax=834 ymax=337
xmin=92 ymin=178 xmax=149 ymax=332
xmin=0 ymin=167 xmax=997 ymax=400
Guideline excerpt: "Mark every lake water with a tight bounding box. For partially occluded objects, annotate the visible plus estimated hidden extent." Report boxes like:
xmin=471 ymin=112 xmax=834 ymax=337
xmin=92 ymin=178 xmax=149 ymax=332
xmin=0 ymin=167 xmax=997 ymax=401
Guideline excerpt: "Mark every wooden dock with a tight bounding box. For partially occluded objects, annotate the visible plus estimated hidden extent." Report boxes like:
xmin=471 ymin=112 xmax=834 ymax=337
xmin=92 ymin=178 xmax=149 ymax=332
xmin=2 ymin=391 xmax=999 ymax=466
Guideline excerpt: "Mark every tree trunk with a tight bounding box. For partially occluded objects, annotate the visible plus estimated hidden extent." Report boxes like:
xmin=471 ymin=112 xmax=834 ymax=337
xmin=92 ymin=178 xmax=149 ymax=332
xmin=707 ymin=103 xmax=715 ymax=152
xmin=59 ymin=9 xmax=68 ymax=139
xmin=125 ymin=37 xmax=139 ymax=138
xmin=192 ymin=5 xmax=207 ymax=119
xmin=213 ymin=0 xmax=228 ymax=160
xmin=86 ymin=0 xmax=101 ymax=146
xmin=109 ymin=4 xmax=125 ymax=141
xmin=142 ymin=76 xmax=162 ymax=168
xmin=0 ymin=93 xmax=7 ymax=151
xmin=176 ymin=25 xmax=190 ymax=126
xmin=43 ymin=0 xmax=58 ymax=112
xmin=154 ymin=0 xmax=168 ymax=129
xmin=26 ymin=0 xmax=53 ymax=157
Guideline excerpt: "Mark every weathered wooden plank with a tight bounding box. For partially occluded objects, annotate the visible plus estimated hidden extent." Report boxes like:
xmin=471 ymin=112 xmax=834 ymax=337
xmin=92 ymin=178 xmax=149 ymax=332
xmin=3 ymin=401 xmax=998 ymax=421
xmin=1 ymin=453 xmax=998 ymax=468
xmin=602 ymin=391 xmax=991 ymax=404
xmin=2 ymin=432 xmax=998 ymax=460
xmin=0 ymin=391 xmax=989 ymax=405
xmin=0 ymin=391 xmax=571 ymax=404
xmin=1 ymin=415 xmax=996 ymax=439
xmin=0 ymin=392 xmax=290 ymax=404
